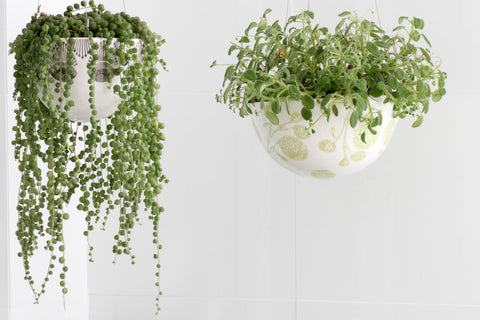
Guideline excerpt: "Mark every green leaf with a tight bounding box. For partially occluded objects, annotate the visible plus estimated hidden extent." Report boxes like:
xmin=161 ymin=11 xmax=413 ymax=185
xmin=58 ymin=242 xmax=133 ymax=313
xmin=416 ymin=80 xmax=425 ymax=94
xmin=374 ymin=41 xmax=390 ymax=49
xmin=301 ymin=107 xmax=312 ymax=120
xmin=387 ymin=75 xmax=398 ymax=89
xmin=398 ymin=16 xmax=408 ymax=24
xmin=397 ymin=84 xmax=409 ymax=98
xmin=369 ymin=86 xmax=383 ymax=98
xmin=376 ymin=81 xmax=385 ymax=91
xmin=321 ymin=93 xmax=333 ymax=107
xmin=319 ymin=27 xmax=328 ymax=35
xmin=419 ymin=48 xmax=431 ymax=62
xmin=332 ymin=104 xmax=338 ymax=116
xmin=407 ymin=43 xmax=417 ymax=53
xmin=262 ymin=8 xmax=272 ymax=17
xmin=301 ymin=94 xmax=315 ymax=109
xmin=356 ymin=79 xmax=367 ymax=91
xmin=366 ymin=42 xmax=379 ymax=55
xmin=243 ymin=69 xmax=257 ymax=81
xmin=228 ymin=45 xmax=237 ymax=55
xmin=353 ymin=94 xmax=367 ymax=111
xmin=288 ymin=85 xmax=301 ymax=100
xmin=395 ymin=68 xmax=405 ymax=80
xmin=245 ymin=22 xmax=258 ymax=34
xmin=439 ymin=87 xmax=446 ymax=96
xmin=255 ymin=80 xmax=267 ymax=96
xmin=413 ymin=17 xmax=424 ymax=29
xmin=239 ymin=36 xmax=250 ymax=43
xmin=438 ymin=73 xmax=446 ymax=88
xmin=270 ymin=99 xmax=281 ymax=114
xmin=338 ymin=11 xmax=351 ymax=17
xmin=411 ymin=30 xmax=421 ymax=42
xmin=411 ymin=115 xmax=423 ymax=128
xmin=349 ymin=110 xmax=358 ymax=128
xmin=432 ymin=90 xmax=441 ymax=102
xmin=266 ymin=111 xmax=279 ymax=125
xmin=421 ymin=34 xmax=432 ymax=47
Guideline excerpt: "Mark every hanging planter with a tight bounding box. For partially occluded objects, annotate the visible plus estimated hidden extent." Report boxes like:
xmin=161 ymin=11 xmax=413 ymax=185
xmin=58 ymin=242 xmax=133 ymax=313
xmin=213 ymin=10 xmax=447 ymax=178
xmin=10 ymin=1 xmax=167 ymax=313
xmin=251 ymin=98 xmax=396 ymax=178
xmin=38 ymin=37 xmax=142 ymax=122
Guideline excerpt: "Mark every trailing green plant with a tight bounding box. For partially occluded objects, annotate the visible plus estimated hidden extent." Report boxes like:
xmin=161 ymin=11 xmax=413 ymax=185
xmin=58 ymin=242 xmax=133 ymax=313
xmin=10 ymin=1 xmax=167 ymax=313
xmin=213 ymin=10 xmax=446 ymax=140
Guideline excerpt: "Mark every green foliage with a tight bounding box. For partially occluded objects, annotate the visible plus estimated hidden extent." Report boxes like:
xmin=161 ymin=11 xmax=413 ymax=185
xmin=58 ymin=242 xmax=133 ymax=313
xmin=214 ymin=10 xmax=446 ymax=132
xmin=9 ymin=1 xmax=166 ymax=313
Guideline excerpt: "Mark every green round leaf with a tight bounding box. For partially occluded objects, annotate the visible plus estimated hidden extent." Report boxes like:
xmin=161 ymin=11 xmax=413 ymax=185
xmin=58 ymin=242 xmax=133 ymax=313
xmin=301 ymin=107 xmax=312 ymax=120
xmin=301 ymin=94 xmax=315 ymax=109
xmin=288 ymin=85 xmax=301 ymax=101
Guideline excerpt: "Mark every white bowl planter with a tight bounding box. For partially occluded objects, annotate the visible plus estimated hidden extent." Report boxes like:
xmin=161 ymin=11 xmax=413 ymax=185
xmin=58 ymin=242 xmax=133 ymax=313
xmin=38 ymin=37 xmax=142 ymax=122
xmin=251 ymin=98 xmax=397 ymax=178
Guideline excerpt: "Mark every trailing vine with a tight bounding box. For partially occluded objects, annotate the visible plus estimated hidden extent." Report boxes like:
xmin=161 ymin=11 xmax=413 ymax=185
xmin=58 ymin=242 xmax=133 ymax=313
xmin=10 ymin=1 xmax=167 ymax=313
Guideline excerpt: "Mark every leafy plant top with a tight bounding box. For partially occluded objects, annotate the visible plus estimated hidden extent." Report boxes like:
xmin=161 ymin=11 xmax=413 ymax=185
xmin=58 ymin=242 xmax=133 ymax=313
xmin=10 ymin=1 xmax=166 ymax=313
xmin=214 ymin=10 xmax=446 ymax=135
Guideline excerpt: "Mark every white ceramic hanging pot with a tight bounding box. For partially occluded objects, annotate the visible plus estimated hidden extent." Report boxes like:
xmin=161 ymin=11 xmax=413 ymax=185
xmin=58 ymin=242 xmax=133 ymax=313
xmin=251 ymin=97 xmax=398 ymax=178
xmin=38 ymin=37 xmax=142 ymax=122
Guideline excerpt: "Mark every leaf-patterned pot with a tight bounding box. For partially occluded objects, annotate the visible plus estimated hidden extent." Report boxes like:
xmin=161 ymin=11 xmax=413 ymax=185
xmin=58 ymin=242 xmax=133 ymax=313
xmin=38 ymin=38 xmax=142 ymax=122
xmin=251 ymin=98 xmax=397 ymax=178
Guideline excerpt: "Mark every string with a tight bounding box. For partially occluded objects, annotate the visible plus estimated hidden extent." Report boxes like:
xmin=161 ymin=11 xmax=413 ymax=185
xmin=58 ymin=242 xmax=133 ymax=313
xmin=285 ymin=0 xmax=294 ymax=22
xmin=123 ymin=0 xmax=127 ymax=12
xmin=374 ymin=0 xmax=382 ymax=28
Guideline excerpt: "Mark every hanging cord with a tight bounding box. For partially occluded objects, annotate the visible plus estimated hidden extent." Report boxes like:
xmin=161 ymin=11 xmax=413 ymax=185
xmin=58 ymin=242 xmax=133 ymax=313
xmin=122 ymin=0 xmax=127 ymax=12
xmin=374 ymin=0 xmax=382 ymax=28
xmin=285 ymin=0 xmax=294 ymax=22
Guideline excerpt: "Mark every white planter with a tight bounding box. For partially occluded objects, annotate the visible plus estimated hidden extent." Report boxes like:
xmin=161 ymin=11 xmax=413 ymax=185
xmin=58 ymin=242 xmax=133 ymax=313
xmin=38 ymin=38 xmax=142 ymax=122
xmin=251 ymin=98 xmax=397 ymax=178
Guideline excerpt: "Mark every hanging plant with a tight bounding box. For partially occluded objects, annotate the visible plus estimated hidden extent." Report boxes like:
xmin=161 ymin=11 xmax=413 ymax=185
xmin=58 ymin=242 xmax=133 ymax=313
xmin=213 ymin=10 xmax=447 ymax=177
xmin=10 ymin=1 xmax=167 ymax=313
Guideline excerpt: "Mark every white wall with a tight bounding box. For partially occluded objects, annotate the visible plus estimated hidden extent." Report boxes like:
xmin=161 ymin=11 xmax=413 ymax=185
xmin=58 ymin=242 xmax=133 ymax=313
xmin=5 ymin=0 xmax=480 ymax=320
xmin=1 ymin=0 xmax=10 ymax=318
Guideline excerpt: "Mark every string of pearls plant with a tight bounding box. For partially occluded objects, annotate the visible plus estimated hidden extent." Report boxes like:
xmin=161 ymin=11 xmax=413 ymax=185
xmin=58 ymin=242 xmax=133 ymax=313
xmin=10 ymin=1 xmax=167 ymax=313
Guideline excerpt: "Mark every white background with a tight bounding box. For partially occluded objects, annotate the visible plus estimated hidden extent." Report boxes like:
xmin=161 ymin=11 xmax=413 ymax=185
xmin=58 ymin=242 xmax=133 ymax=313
xmin=2 ymin=0 xmax=480 ymax=319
